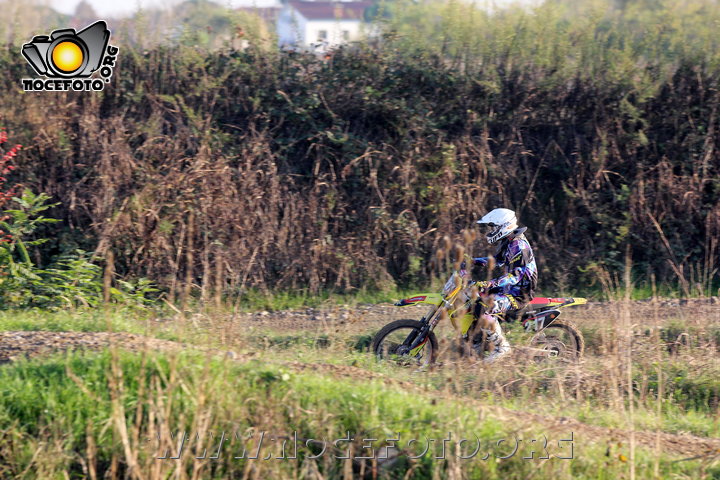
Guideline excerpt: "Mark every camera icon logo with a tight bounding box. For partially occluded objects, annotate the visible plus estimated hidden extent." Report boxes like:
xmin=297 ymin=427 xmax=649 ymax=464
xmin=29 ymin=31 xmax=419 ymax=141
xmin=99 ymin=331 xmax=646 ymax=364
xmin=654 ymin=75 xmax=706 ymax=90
xmin=21 ymin=20 xmax=119 ymax=92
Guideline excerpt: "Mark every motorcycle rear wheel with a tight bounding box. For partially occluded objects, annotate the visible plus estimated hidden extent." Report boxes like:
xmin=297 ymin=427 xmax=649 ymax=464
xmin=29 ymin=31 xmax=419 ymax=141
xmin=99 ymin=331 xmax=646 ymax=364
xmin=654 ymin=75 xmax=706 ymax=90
xmin=529 ymin=320 xmax=584 ymax=361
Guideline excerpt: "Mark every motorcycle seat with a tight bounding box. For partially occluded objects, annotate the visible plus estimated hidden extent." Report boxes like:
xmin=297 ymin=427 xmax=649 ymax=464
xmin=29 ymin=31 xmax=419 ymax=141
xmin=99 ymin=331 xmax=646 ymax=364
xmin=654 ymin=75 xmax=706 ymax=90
xmin=529 ymin=297 xmax=570 ymax=308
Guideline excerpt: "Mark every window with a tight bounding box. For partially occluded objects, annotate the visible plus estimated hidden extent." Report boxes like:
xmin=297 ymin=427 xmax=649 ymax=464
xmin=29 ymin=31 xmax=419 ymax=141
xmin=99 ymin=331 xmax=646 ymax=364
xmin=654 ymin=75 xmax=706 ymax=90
xmin=318 ymin=30 xmax=327 ymax=41
xmin=342 ymin=30 xmax=350 ymax=41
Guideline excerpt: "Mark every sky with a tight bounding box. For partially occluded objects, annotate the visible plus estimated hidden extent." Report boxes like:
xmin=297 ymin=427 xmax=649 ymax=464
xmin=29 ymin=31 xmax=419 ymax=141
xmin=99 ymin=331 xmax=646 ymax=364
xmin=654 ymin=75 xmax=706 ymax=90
xmin=49 ymin=0 xmax=536 ymax=18
xmin=50 ymin=0 xmax=281 ymax=17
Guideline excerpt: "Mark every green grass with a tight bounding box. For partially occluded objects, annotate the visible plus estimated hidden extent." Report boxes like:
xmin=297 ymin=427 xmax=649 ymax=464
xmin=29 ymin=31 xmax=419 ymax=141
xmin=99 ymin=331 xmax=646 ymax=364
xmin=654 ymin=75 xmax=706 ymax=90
xmin=0 ymin=308 xmax=149 ymax=333
xmin=231 ymin=285 xmax=419 ymax=312
xmin=0 ymin=277 xmax=696 ymax=317
xmin=215 ymin=281 xmax=705 ymax=313
xmin=0 ymin=350 xmax=716 ymax=479
xmin=497 ymin=397 xmax=720 ymax=440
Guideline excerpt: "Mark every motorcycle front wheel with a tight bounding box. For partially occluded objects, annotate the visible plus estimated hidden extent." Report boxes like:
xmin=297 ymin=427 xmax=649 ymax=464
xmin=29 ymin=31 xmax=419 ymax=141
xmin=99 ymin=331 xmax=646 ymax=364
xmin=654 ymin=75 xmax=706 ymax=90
xmin=371 ymin=319 xmax=438 ymax=366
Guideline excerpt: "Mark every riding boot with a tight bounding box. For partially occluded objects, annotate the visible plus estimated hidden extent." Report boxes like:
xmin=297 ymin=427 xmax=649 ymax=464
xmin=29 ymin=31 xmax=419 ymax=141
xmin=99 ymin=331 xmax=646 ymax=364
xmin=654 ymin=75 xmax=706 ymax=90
xmin=484 ymin=322 xmax=511 ymax=362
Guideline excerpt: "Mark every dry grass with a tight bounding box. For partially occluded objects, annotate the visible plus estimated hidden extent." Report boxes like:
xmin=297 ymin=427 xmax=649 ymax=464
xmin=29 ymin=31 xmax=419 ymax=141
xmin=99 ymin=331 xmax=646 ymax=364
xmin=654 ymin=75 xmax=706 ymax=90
xmin=0 ymin=296 xmax=718 ymax=478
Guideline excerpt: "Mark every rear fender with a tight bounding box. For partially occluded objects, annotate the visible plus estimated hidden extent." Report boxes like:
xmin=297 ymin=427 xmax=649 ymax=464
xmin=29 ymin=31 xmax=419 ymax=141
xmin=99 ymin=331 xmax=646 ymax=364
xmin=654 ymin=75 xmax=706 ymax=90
xmin=523 ymin=309 xmax=561 ymax=331
xmin=561 ymin=297 xmax=587 ymax=307
xmin=394 ymin=294 xmax=443 ymax=307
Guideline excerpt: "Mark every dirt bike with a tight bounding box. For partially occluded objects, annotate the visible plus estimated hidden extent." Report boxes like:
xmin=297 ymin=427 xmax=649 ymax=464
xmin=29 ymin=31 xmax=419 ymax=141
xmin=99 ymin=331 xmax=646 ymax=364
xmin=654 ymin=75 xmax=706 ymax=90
xmin=370 ymin=271 xmax=586 ymax=365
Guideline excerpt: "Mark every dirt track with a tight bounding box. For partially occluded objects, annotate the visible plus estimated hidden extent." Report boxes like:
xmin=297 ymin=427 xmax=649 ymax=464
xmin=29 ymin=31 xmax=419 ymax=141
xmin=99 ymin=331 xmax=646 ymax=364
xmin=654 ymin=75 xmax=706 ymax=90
xmin=0 ymin=330 xmax=250 ymax=363
xmin=236 ymin=297 xmax=720 ymax=332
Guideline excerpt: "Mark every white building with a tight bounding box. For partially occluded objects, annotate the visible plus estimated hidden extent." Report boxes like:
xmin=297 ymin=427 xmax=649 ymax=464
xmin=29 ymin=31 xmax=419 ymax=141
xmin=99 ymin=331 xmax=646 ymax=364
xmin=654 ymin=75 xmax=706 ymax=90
xmin=277 ymin=1 xmax=372 ymax=49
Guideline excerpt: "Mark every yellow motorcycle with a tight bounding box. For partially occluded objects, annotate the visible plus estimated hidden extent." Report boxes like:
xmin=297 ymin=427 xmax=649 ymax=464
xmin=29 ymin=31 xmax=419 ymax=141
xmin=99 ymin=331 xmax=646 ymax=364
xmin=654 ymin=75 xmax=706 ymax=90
xmin=371 ymin=271 xmax=586 ymax=365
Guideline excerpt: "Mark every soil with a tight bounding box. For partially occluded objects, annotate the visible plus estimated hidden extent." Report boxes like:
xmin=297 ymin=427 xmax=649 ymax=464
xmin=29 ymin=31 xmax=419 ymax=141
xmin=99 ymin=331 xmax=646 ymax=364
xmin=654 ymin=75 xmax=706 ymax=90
xmin=234 ymin=296 xmax=720 ymax=332
xmin=0 ymin=330 xmax=248 ymax=363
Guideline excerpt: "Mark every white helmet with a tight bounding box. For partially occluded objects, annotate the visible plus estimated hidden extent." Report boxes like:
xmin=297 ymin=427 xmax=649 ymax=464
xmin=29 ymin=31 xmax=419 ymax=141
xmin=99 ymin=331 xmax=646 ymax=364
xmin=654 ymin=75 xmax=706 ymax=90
xmin=476 ymin=208 xmax=518 ymax=244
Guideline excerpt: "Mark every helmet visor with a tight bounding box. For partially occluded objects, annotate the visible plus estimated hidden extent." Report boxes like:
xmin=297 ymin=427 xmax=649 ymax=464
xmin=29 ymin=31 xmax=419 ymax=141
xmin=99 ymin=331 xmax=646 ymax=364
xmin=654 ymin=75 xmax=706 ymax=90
xmin=484 ymin=222 xmax=500 ymax=235
xmin=483 ymin=222 xmax=506 ymax=243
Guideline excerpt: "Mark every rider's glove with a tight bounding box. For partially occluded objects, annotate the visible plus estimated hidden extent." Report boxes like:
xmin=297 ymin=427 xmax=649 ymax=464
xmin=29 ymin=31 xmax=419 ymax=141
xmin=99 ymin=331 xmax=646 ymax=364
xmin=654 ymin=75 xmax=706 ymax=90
xmin=475 ymin=280 xmax=492 ymax=290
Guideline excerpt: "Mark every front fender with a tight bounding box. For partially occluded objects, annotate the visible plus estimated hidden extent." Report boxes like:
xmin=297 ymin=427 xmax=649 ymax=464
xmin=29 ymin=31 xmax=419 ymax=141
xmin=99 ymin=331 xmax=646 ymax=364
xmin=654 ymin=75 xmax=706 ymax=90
xmin=394 ymin=293 xmax=443 ymax=307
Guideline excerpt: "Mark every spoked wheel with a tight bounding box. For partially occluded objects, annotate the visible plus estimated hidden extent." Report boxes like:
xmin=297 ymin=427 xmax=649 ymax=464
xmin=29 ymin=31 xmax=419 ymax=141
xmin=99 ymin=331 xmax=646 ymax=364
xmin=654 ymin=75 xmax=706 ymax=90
xmin=528 ymin=321 xmax=584 ymax=362
xmin=371 ymin=319 xmax=438 ymax=366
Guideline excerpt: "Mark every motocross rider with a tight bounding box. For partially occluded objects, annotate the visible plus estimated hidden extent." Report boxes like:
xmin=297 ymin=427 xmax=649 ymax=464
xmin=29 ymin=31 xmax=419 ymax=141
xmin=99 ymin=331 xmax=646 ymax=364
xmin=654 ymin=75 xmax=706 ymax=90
xmin=462 ymin=208 xmax=538 ymax=361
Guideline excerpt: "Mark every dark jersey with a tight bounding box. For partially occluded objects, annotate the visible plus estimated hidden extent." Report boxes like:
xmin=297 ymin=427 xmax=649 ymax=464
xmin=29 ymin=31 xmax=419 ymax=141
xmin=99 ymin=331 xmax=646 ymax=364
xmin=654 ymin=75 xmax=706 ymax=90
xmin=473 ymin=228 xmax=538 ymax=303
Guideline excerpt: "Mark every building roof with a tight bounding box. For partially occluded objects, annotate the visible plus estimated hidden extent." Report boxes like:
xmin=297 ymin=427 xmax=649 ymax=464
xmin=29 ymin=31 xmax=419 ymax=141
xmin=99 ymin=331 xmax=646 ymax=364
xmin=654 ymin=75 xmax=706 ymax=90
xmin=288 ymin=1 xmax=371 ymax=21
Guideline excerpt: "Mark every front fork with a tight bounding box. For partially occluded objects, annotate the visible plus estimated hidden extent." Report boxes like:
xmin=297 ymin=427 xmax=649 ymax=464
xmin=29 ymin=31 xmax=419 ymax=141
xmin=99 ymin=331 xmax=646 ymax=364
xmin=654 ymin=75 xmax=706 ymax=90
xmin=401 ymin=304 xmax=444 ymax=355
xmin=399 ymin=293 xmax=482 ymax=355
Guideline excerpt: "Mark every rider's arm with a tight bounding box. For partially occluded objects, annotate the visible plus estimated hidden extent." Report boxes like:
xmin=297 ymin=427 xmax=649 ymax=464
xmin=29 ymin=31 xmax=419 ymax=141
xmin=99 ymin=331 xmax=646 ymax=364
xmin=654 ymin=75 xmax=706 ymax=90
xmin=490 ymin=267 xmax=526 ymax=288
xmin=461 ymin=256 xmax=494 ymax=273
xmin=474 ymin=256 xmax=505 ymax=268
xmin=488 ymin=239 xmax=526 ymax=287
